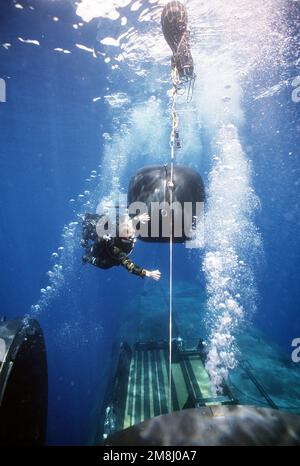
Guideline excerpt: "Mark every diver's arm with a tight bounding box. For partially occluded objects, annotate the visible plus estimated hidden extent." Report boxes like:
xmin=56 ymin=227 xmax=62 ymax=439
xmin=121 ymin=257 xmax=161 ymax=281
xmin=122 ymin=259 xmax=161 ymax=280
xmin=121 ymin=256 xmax=147 ymax=278
xmin=133 ymin=213 xmax=150 ymax=224
xmin=112 ymin=246 xmax=161 ymax=280
xmin=112 ymin=246 xmax=147 ymax=278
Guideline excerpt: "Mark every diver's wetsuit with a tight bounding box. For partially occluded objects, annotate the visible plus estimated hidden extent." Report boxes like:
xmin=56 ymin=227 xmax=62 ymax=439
xmin=82 ymin=213 xmax=146 ymax=278
xmin=82 ymin=213 xmax=146 ymax=277
xmin=87 ymin=237 xmax=146 ymax=278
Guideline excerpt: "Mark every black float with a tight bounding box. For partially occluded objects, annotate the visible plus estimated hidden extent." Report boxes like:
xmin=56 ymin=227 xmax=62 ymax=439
xmin=127 ymin=164 xmax=205 ymax=242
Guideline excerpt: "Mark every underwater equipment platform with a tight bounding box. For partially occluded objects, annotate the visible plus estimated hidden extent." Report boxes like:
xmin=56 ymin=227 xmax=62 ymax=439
xmin=100 ymin=339 xmax=237 ymax=439
xmin=100 ymin=338 xmax=300 ymax=445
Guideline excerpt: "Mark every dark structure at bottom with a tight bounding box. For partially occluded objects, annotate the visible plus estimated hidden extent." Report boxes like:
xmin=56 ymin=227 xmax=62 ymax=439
xmin=0 ymin=318 xmax=48 ymax=446
xmin=99 ymin=338 xmax=300 ymax=446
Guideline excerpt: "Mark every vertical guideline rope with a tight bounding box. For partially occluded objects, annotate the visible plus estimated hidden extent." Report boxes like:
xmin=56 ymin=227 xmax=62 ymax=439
xmin=168 ymin=69 xmax=179 ymax=412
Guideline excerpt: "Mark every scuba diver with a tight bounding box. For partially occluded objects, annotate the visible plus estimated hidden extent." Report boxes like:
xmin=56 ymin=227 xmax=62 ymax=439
xmin=81 ymin=212 xmax=161 ymax=281
xmin=161 ymin=1 xmax=195 ymax=83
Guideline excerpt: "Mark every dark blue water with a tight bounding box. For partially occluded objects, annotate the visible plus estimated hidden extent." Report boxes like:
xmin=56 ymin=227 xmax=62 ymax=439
xmin=0 ymin=0 xmax=299 ymax=445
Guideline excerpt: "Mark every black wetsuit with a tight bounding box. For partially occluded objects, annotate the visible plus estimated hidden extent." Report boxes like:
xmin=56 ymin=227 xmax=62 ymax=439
xmin=81 ymin=214 xmax=146 ymax=278
xmin=88 ymin=237 xmax=146 ymax=278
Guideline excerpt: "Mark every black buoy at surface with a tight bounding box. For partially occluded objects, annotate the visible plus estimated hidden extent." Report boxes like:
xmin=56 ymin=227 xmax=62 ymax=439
xmin=127 ymin=165 xmax=205 ymax=243
xmin=0 ymin=318 xmax=48 ymax=446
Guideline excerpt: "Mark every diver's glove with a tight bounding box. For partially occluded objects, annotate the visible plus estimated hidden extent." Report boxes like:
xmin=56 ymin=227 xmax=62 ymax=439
xmin=144 ymin=270 xmax=161 ymax=281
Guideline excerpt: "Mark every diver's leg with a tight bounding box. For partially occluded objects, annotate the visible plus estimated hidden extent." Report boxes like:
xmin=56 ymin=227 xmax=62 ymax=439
xmin=82 ymin=253 xmax=93 ymax=264
xmin=82 ymin=213 xmax=101 ymax=243
xmin=82 ymin=244 xmax=104 ymax=267
xmin=82 ymin=245 xmax=94 ymax=264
